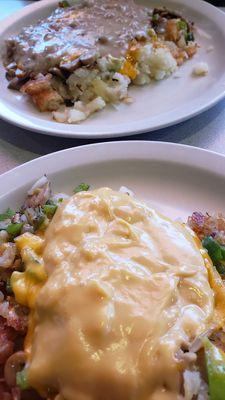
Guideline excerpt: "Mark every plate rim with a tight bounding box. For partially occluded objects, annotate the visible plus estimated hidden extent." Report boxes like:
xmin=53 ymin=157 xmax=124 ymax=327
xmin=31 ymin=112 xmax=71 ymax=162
xmin=1 ymin=0 xmax=225 ymax=139
xmin=0 ymin=141 xmax=225 ymax=198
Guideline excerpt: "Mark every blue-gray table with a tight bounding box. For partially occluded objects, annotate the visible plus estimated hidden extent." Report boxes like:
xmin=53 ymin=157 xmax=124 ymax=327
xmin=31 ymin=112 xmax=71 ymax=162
xmin=0 ymin=1 xmax=225 ymax=174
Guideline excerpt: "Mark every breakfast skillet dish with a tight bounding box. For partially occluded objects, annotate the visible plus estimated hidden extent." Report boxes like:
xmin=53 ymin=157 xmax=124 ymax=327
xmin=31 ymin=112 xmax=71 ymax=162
xmin=2 ymin=0 xmax=205 ymax=124
xmin=0 ymin=178 xmax=225 ymax=399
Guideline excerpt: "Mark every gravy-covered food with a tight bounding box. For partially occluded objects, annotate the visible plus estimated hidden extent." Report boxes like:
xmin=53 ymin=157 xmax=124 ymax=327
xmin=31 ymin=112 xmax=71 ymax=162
xmin=1 ymin=178 xmax=225 ymax=400
xmin=3 ymin=0 xmax=199 ymax=124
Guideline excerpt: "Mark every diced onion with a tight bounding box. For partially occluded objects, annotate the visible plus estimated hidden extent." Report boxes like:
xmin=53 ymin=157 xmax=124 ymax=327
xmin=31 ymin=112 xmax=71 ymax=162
xmin=119 ymin=186 xmax=134 ymax=197
xmin=28 ymin=175 xmax=48 ymax=195
xmin=183 ymin=370 xmax=201 ymax=400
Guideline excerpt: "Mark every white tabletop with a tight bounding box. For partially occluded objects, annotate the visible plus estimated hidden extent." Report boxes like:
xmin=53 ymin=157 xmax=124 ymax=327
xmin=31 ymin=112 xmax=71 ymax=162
xmin=0 ymin=1 xmax=225 ymax=174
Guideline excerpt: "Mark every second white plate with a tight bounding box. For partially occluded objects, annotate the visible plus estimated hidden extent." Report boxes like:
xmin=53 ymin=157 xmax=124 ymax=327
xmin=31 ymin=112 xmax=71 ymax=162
xmin=0 ymin=0 xmax=225 ymax=138
xmin=0 ymin=141 xmax=224 ymax=222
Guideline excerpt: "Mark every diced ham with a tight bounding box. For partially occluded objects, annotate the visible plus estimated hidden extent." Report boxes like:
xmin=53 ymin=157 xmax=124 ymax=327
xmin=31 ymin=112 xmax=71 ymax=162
xmin=0 ymin=301 xmax=28 ymax=334
xmin=0 ymin=318 xmax=15 ymax=364
xmin=188 ymin=212 xmax=225 ymax=244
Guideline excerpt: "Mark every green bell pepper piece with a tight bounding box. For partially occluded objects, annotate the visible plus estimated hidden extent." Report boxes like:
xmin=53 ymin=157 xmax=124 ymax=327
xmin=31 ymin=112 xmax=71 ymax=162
xmin=74 ymin=183 xmax=90 ymax=194
xmin=59 ymin=1 xmax=70 ymax=8
xmin=16 ymin=369 xmax=29 ymax=390
xmin=202 ymin=236 xmax=223 ymax=265
xmin=6 ymin=222 xmax=23 ymax=237
xmin=177 ymin=20 xmax=188 ymax=32
xmin=43 ymin=204 xmax=58 ymax=217
xmin=0 ymin=208 xmax=14 ymax=221
xmin=203 ymin=338 xmax=225 ymax=400
xmin=202 ymin=236 xmax=225 ymax=275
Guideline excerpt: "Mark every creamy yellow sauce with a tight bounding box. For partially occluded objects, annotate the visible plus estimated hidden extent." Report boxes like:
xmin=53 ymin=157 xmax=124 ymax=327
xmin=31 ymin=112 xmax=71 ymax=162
xmin=27 ymin=188 xmax=216 ymax=400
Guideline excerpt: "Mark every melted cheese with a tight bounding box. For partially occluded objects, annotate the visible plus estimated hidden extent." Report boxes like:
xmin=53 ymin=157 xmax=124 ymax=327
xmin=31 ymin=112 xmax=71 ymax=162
xmin=27 ymin=188 xmax=216 ymax=400
xmin=11 ymin=233 xmax=47 ymax=309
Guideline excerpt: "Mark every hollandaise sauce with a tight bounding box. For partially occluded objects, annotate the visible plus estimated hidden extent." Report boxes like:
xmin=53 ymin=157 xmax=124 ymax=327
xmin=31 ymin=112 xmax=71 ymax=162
xmin=12 ymin=188 xmax=217 ymax=400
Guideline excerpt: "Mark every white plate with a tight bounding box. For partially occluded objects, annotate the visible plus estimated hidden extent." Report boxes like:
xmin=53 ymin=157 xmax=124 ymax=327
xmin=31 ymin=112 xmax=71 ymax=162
xmin=0 ymin=141 xmax=224 ymax=221
xmin=0 ymin=0 xmax=225 ymax=138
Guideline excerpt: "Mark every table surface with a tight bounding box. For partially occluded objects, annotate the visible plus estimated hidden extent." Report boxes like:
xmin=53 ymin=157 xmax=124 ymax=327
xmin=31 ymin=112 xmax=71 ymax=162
xmin=1 ymin=1 xmax=225 ymax=175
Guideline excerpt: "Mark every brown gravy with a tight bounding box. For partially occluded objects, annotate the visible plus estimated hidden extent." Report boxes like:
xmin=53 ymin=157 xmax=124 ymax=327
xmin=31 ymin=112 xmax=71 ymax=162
xmin=4 ymin=0 xmax=151 ymax=74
